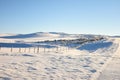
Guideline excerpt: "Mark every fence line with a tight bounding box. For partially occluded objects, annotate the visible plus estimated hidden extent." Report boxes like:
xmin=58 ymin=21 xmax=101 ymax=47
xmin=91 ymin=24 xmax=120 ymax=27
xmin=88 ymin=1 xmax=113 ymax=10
xmin=0 ymin=46 xmax=70 ymax=53
xmin=0 ymin=46 xmax=1 ymax=51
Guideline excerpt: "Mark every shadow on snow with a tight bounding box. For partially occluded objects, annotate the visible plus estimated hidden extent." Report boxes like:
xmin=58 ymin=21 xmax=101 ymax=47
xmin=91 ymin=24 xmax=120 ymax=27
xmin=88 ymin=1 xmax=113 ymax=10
xmin=77 ymin=41 xmax=113 ymax=52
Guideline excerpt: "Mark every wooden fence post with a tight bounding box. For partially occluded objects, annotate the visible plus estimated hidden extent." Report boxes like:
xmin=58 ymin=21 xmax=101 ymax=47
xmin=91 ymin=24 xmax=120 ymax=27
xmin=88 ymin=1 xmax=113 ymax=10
xmin=29 ymin=47 xmax=30 ymax=53
xmin=56 ymin=47 xmax=58 ymax=52
xmin=0 ymin=45 xmax=1 ymax=51
xmin=24 ymin=48 xmax=26 ymax=53
xmin=37 ymin=46 xmax=39 ymax=53
xmin=44 ymin=47 xmax=46 ymax=53
xmin=19 ymin=48 xmax=21 ymax=53
xmin=11 ymin=46 xmax=13 ymax=52
xmin=34 ymin=47 xmax=36 ymax=53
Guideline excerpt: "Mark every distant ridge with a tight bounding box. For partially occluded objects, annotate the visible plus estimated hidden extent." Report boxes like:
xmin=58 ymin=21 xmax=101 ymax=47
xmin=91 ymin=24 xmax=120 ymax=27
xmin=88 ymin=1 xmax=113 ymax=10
xmin=112 ymin=36 xmax=120 ymax=38
xmin=0 ymin=32 xmax=68 ymax=39
xmin=0 ymin=32 xmax=104 ymax=39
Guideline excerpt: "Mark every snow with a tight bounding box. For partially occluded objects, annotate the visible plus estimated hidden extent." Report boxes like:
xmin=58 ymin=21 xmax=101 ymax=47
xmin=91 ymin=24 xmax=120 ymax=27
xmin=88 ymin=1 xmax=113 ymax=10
xmin=0 ymin=32 xmax=105 ymax=43
xmin=0 ymin=33 xmax=119 ymax=80
xmin=97 ymin=38 xmax=120 ymax=80
xmin=78 ymin=40 xmax=113 ymax=52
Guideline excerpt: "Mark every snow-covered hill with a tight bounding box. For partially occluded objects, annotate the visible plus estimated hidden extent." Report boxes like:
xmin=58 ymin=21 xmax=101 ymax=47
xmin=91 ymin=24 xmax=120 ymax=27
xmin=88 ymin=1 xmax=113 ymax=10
xmin=1 ymin=32 xmax=117 ymax=80
xmin=0 ymin=37 xmax=119 ymax=80
xmin=0 ymin=32 xmax=105 ymax=49
xmin=0 ymin=32 xmax=104 ymax=39
xmin=0 ymin=32 xmax=105 ymax=43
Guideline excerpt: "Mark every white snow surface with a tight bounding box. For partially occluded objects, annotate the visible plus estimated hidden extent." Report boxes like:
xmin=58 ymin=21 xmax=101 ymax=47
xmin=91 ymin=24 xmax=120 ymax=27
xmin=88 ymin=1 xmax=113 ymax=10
xmin=0 ymin=33 xmax=119 ymax=80
xmin=97 ymin=38 xmax=120 ymax=80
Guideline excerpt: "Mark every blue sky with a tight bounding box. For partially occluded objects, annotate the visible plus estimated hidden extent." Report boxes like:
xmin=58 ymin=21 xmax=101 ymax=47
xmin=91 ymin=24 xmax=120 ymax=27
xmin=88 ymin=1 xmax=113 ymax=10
xmin=0 ymin=0 xmax=120 ymax=35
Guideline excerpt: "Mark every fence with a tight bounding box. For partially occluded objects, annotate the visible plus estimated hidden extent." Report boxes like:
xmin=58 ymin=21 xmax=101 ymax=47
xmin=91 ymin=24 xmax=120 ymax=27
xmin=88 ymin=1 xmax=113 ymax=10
xmin=0 ymin=46 xmax=70 ymax=53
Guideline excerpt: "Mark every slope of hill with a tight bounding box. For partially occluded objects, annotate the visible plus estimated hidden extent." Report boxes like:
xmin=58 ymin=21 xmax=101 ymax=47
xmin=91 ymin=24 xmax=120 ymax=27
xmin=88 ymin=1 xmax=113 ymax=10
xmin=0 ymin=32 xmax=104 ymax=39
xmin=0 ymin=32 xmax=105 ymax=43
xmin=0 ymin=37 xmax=119 ymax=80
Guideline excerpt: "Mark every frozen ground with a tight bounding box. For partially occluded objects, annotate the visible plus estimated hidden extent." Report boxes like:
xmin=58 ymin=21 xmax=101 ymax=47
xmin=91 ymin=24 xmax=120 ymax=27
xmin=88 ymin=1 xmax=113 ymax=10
xmin=97 ymin=38 xmax=120 ymax=80
xmin=0 ymin=33 xmax=119 ymax=80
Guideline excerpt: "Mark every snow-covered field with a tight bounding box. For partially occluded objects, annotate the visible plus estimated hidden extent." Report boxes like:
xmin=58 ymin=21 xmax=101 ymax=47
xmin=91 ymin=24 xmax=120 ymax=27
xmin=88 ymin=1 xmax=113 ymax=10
xmin=0 ymin=32 xmax=119 ymax=80
xmin=97 ymin=38 xmax=120 ymax=80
